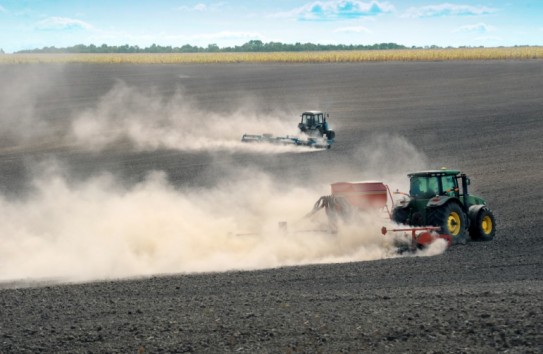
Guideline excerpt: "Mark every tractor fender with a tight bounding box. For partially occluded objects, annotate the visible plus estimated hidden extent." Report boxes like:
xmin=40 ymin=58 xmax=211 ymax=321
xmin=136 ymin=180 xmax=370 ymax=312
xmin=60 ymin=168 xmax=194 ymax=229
xmin=426 ymin=195 xmax=460 ymax=208
xmin=468 ymin=204 xmax=487 ymax=224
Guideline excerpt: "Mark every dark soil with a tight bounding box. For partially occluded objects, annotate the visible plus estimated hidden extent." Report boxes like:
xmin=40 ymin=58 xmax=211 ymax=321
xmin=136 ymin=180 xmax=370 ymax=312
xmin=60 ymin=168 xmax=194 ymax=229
xmin=1 ymin=61 xmax=542 ymax=353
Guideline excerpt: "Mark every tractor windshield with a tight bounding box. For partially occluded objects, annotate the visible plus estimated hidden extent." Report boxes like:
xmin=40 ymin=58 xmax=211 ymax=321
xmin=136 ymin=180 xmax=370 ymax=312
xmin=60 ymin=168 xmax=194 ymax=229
xmin=302 ymin=113 xmax=323 ymax=126
xmin=410 ymin=176 xmax=439 ymax=198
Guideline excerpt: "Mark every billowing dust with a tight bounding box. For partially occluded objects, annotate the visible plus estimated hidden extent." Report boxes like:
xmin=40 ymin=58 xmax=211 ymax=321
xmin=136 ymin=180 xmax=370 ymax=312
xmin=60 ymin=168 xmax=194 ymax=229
xmin=0 ymin=79 xmax=446 ymax=284
xmin=69 ymin=83 xmax=321 ymax=154
xmin=0 ymin=163 xmax=444 ymax=283
xmin=1 ymin=80 xmax=319 ymax=154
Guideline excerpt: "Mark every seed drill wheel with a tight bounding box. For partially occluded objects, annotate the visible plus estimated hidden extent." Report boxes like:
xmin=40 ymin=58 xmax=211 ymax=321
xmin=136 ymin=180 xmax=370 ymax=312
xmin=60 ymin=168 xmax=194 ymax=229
xmin=427 ymin=202 xmax=467 ymax=243
xmin=469 ymin=208 xmax=496 ymax=241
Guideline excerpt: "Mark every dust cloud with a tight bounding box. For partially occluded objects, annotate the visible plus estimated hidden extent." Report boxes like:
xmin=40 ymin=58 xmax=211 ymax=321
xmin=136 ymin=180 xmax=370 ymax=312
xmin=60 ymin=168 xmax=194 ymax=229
xmin=0 ymin=158 xmax=442 ymax=284
xmin=0 ymin=74 xmax=445 ymax=284
xmin=0 ymin=65 xmax=66 ymax=149
xmin=70 ymin=82 xmax=317 ymax=153
xmin=0 ymin=75 xmax=319 ymax=154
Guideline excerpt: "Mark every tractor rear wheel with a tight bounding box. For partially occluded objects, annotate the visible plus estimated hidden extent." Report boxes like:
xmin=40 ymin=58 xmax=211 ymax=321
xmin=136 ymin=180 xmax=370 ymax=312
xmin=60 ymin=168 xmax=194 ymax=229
xmin=469 ymin=208 xmax=496 ymax=241
xmin=391 ymin=207 xmax=409 ymax=224
xmin=427 ymin=202 xmax=467 ymax=243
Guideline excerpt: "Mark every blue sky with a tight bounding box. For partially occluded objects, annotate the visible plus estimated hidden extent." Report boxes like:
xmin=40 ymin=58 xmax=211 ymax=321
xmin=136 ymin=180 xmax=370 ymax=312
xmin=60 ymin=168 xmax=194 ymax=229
xmin=0 ymin=1 xmax=542 ymax=52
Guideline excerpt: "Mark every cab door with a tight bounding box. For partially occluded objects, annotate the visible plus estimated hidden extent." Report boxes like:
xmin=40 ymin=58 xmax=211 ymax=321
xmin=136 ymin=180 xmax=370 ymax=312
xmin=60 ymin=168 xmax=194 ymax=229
xmin=441 ymin=175 xmax=459 ymax=197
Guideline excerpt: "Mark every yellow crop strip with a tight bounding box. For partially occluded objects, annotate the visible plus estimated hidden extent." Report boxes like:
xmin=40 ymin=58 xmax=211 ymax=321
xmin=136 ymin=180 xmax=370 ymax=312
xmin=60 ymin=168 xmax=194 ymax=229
xmin=1 ymin=47 xmax=543 ymax=64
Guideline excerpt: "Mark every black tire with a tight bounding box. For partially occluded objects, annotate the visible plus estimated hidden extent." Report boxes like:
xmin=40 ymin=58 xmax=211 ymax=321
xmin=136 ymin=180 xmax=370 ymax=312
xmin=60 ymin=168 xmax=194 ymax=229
xmin=469 ymin=208 xmax=496 ymax=241
xmin=325 ymin=130 xmax=335 ymax=140
xmin=391 ymin=207 xmax=409 ymax=224
xmin=427 ymin=202 xmax=467 ymax=243
xmin=410 ymin=212 xmax=424 ymax=226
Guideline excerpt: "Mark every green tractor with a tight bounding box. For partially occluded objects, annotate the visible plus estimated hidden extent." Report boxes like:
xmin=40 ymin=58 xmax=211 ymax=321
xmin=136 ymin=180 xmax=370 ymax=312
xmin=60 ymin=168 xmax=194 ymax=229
xmin=392 ymin=169 xmax=496 ymax=244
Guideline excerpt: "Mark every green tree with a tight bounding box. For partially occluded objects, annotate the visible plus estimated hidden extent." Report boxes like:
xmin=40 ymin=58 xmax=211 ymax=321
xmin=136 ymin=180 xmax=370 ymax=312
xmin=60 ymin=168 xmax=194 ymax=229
xmin=206 ymin=43 xmax=220 ymax=52
xmin=14 ymin=41 xmax=415 ymax=54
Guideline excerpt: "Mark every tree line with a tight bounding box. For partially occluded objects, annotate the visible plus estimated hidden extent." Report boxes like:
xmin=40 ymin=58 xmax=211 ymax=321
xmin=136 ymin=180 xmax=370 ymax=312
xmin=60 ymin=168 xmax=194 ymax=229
xmin=16 ymin=40 xmax=415 ymax=54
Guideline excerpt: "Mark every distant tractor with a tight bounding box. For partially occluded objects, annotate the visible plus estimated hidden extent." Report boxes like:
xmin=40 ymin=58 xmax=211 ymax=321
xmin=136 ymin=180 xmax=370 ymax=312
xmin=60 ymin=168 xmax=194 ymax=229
xmin=297 ymin=111 xmax=335 ymax=141
xmin=241 ymin=110 xmax=335 ymax=149
xmin=391 ymin=170 xmax=496 ymax=243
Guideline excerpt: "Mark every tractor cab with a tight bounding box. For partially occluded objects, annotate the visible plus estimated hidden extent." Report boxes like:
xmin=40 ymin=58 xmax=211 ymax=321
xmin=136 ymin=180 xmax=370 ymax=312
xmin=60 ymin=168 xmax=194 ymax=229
xmin=408 ymin=170 xmax=463 ymax=199
xmin=299 ymin=111 xmax=327 ymax=133
xmin=298 ymin=111 xmax=335 ymax=140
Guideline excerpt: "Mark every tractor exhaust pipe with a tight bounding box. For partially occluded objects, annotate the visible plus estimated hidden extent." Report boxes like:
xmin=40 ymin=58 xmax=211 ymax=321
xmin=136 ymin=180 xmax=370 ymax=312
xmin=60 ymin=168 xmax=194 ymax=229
xmin=461 ymin=173 xmax=470 ymax=208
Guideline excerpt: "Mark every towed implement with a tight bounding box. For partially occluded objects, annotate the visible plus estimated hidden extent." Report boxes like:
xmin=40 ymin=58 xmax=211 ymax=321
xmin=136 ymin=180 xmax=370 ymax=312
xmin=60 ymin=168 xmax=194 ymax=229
xmin=304 ymin=180 xmax=453 ymax=251
xmin=241 ymin=111 xmax=335 ymax=149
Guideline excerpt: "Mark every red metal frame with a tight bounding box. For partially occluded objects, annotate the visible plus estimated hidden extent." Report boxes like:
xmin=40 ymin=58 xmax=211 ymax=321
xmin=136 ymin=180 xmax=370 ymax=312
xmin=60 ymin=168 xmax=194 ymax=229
xmin=381 ymin=226 xmax=452 ymax=248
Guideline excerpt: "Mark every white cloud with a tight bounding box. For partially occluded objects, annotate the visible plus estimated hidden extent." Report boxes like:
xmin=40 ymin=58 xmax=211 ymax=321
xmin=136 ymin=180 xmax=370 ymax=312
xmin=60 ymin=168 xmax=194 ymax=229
xmin=187 ymin=31 xmax=262 ymax=41
xmin=334 ymin=25 xmax=371 ymax=33
xmin=403 ymin=3 xmax=497 ymax=18
xmin=194 ymin=3 xmax=207 ymax=11
xmin=473 ymin=35 xmax=501 ymax=42
xmin=35 ymin=17 xmax=93 ymax=31
xmin=273 ymin=1 xmax=395 ymax=21
xmin=85 ymin=30 xmax=263 ymax=47
xmin=453 ymin=23 xmax=496 ymax=34
xmin=177 ymin=2 xmax=226 ymax=12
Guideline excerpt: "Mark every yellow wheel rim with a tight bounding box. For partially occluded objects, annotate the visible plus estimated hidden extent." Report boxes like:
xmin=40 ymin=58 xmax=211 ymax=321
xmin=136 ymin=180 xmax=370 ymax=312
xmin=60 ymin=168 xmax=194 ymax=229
xmin=447 ymin=211 xmax=461 ymax=236
xmin=481 ymin=215 xmax=493 ymax=234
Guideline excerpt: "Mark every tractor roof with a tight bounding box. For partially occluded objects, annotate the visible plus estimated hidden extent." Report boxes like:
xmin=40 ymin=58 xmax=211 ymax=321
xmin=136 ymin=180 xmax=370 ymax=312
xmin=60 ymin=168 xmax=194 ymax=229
xmin=408 ymin=169 xmax=461 ymax=178
xmin=302 ymin=111 xmax=324 ymax=115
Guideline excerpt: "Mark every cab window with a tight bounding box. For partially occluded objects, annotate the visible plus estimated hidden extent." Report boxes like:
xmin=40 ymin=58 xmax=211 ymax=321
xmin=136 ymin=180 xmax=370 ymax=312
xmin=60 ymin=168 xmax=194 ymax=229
xmin=302 ymin=114 xmax=315 ymax=125
xmin=410 ymin=176 xmax=439 ymax=198
xmin=441 ymin=176 xmax=458 ymax=196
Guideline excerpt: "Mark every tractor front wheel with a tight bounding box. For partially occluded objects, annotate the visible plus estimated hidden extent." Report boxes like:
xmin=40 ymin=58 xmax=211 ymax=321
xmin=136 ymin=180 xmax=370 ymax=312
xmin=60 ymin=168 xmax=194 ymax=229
xmin=427 ymin=202 xmax=467 ymax=243
xmin=469 ymin=208 xmax=496 ymax=241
